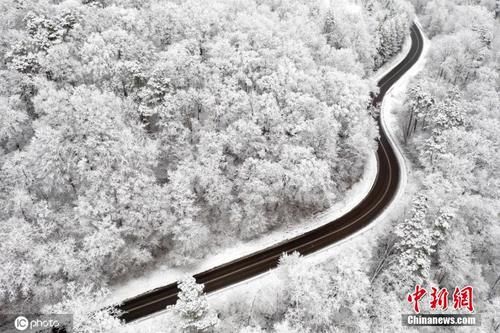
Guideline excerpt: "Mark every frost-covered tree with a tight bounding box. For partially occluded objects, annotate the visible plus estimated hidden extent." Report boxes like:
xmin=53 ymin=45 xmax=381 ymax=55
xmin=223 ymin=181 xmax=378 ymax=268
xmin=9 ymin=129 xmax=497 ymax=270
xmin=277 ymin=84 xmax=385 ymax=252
xmin=0 ymin=96 xmax=31 ymax=152
xmin=403 ymin=82 xmax=434 ymax=142
xmin=372 ymin=0 xmax=413 ymax=68
xmin=392 ymin=194 xmax=433 ymax=285
xmin=42 ymin=283 xmax=123 ymax=333
xmin=274 ymin=252 xmax=371 ymax=332
xmin=171 ymin=276 xmax=219 ymax=333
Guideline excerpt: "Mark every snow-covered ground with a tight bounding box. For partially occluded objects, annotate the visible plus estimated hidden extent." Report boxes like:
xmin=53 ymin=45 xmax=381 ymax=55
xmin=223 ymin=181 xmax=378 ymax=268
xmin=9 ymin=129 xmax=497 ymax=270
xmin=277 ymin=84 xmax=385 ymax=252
xmin=108 ymin=23 xmax=431 ymax=326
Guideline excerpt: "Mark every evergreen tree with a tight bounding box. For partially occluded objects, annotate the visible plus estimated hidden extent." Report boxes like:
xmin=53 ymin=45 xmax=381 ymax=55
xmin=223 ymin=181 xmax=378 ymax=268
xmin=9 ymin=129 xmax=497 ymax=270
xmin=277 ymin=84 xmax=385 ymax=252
xmin=172 ymin=276 xmax=219 ymax=333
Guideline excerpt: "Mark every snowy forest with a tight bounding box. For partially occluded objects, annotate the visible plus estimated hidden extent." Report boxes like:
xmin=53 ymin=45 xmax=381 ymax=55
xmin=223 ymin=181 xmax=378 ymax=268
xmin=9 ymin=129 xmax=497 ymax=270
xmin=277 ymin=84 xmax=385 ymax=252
xmin=178 ymin=1 xmax=498 ymax=332
xmin=0 ymin=0 xmax=498 ymax=332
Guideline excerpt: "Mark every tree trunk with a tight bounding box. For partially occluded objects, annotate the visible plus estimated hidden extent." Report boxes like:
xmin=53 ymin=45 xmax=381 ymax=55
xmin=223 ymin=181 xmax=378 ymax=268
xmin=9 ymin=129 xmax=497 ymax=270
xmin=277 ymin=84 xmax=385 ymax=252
xmin=404 ymin=109 xmax=415 ymax=143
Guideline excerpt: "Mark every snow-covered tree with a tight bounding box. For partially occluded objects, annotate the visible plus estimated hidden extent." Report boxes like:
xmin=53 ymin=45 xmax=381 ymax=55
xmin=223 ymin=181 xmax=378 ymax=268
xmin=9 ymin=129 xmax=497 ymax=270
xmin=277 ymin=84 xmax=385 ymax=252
xmin=392 ymin=194 xmax=433 ymax=285
xmin=171 ymin=276 xmax=219 ymax=333
xmin=403 ymin=82 xmax=434 ymax=142
xmin=42 ymin=283 xmax=122 ymax=333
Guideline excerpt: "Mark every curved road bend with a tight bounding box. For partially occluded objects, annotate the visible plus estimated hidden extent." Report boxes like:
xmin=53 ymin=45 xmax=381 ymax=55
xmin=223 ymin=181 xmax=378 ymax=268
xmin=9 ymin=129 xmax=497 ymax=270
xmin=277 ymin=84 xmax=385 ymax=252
xmin=117 ymin=23 xmax=424 ymax=322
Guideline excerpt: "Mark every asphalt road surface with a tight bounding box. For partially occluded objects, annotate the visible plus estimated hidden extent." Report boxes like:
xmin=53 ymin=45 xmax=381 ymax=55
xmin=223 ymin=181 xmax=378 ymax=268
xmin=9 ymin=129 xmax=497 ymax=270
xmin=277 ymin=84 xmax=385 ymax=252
xmin=116 ymin=22 xmax=424 ymax=323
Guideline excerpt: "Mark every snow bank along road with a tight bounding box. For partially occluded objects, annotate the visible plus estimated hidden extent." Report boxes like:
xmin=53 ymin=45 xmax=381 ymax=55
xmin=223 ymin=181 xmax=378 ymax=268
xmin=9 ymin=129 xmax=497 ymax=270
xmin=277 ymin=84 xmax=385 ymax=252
xmin=116 ymin=23 xmax=424 ymax=322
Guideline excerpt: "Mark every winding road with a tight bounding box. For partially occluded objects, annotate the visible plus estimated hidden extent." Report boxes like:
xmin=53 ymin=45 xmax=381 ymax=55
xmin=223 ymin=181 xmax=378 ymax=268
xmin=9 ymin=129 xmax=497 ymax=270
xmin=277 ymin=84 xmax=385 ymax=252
xmin=116 ymin=22 xmax=424 ymax=323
